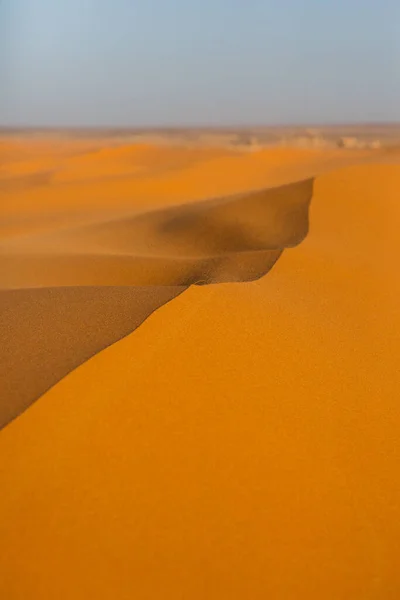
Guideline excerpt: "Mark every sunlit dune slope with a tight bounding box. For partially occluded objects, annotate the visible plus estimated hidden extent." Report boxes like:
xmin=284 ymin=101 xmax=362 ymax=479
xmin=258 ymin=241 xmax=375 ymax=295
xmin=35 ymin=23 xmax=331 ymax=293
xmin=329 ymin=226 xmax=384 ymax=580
xmin=0 ymin=139 xmax=400 ymax=599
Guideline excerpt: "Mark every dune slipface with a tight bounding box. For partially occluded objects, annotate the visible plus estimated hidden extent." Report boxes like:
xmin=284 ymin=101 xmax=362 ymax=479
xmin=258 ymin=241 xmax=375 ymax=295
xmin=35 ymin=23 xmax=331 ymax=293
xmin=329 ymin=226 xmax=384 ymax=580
xmin=1 ymin=138 xmax=400 ymax=600
xmin=0 ymin=286 xmax=186 ymax=429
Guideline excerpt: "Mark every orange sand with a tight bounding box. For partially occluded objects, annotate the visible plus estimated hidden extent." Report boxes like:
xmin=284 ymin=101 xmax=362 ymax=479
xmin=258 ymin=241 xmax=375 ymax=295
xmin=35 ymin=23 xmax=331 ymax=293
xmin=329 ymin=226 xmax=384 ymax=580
xmin=1 ymin=138 xmax=400 ymax=599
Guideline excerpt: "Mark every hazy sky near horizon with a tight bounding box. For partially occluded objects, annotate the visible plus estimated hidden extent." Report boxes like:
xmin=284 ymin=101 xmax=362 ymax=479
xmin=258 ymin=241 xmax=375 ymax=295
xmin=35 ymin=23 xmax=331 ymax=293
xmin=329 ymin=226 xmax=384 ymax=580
xmin=1 ymin=0 xmax=400 ymax=127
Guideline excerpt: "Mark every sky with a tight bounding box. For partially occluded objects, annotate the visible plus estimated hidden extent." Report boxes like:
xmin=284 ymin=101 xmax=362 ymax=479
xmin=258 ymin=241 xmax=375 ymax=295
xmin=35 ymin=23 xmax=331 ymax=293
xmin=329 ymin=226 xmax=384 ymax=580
xmin=1 ymin=0 xmax=400 ymax=127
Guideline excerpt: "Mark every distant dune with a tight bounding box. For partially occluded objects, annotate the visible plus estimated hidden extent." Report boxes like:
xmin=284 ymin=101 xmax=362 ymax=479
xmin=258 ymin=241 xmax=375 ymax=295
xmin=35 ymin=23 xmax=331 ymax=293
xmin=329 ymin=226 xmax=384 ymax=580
xmin=0 ymin=179 xmax=313 ymax=288
xmin=0 ymin=133 xmax=400 ymax=599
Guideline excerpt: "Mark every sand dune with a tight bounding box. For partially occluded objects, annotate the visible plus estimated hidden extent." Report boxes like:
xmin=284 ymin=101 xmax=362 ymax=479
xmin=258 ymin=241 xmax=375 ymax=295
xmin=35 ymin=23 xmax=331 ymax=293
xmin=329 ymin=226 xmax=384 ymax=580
xmin=1 ymin=136 xmax=400 ymax=599
xmin=1 ymin=177 xmax=312 ymax=426
xmin=4 ymin=178 xmax=313 ymax=254
xmin=1 ymin=179 xmax=312 ymax=288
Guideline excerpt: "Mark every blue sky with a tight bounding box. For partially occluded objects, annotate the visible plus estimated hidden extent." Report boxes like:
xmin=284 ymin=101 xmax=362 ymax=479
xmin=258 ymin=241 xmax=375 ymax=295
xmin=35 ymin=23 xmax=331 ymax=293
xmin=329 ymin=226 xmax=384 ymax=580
xmin=1 ymin=0 xmax=399 ymax=126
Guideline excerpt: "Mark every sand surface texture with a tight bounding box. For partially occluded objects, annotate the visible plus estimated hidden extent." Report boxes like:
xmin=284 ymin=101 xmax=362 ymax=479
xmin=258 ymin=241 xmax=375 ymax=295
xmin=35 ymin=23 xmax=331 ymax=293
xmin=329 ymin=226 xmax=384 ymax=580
xmin=1 ymin=136 xmax=400 ymax=599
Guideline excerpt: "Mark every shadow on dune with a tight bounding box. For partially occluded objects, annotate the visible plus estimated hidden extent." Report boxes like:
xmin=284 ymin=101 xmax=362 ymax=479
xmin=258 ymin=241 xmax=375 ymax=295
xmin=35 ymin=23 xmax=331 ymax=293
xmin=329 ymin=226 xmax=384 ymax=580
xmin=0 ymin=178 xmax=313 ymax=429
xmin=0 ymin=286 xmax=186 ymax=430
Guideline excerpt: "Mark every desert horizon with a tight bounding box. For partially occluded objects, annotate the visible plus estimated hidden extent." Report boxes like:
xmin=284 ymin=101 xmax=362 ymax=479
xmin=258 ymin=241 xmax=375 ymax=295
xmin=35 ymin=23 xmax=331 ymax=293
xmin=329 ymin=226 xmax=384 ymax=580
xmin=2 ymin=122 xmax=400 ymax=146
